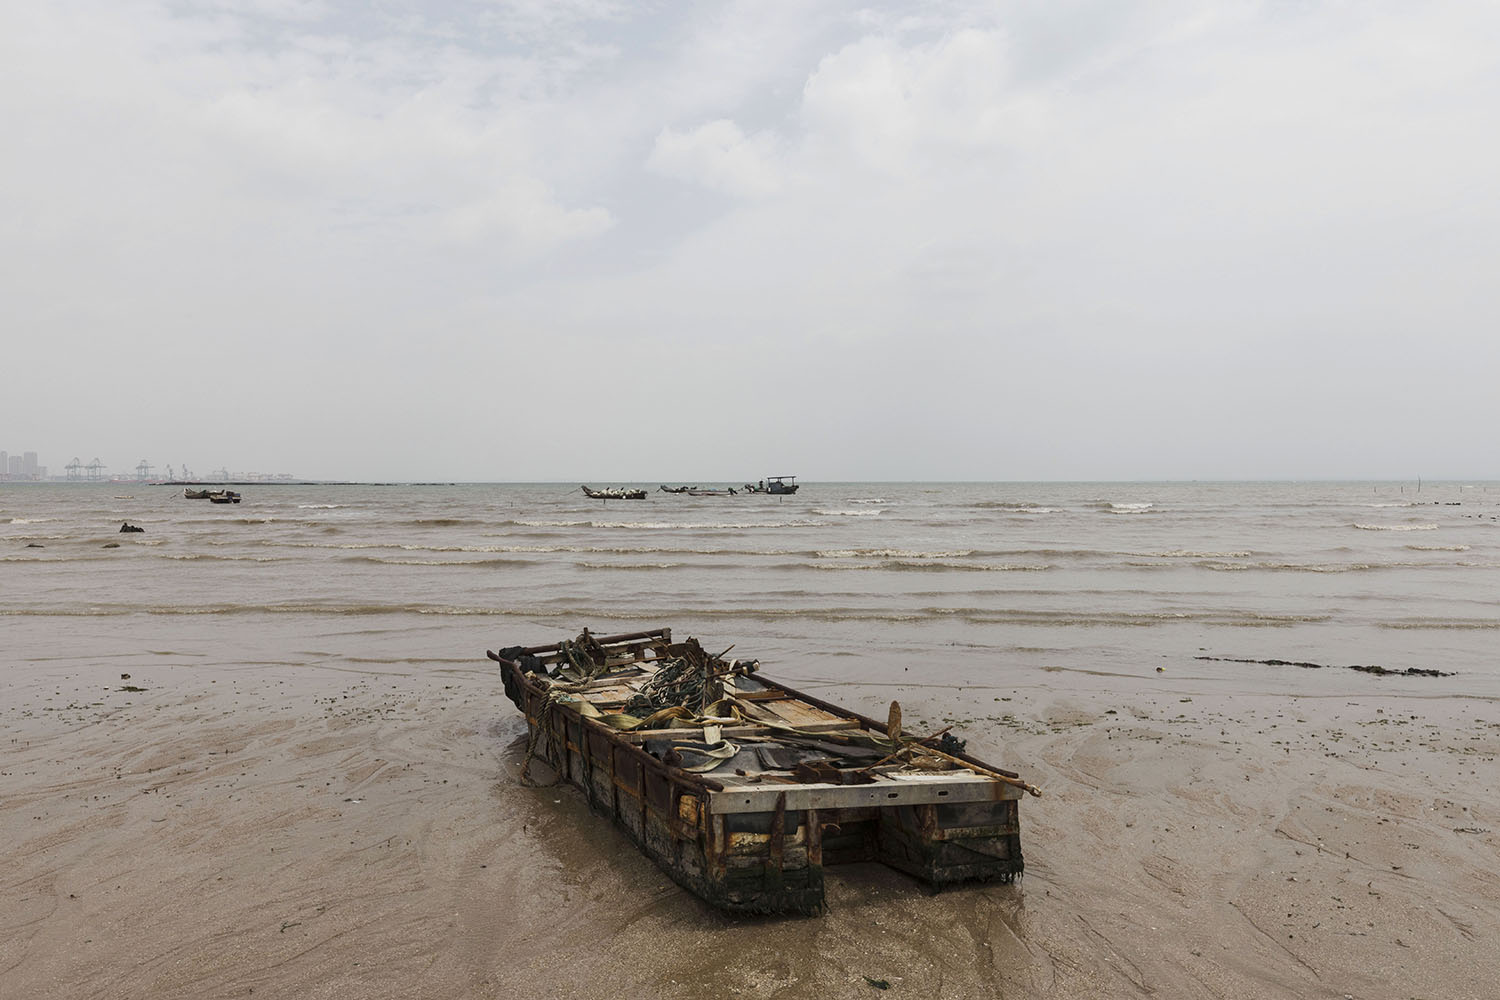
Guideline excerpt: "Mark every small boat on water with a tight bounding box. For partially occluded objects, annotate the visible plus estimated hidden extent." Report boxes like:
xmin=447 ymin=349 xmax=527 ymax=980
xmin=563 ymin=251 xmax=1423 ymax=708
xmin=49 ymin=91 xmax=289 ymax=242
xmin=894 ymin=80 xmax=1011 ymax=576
xmin=487 ymin=627 xmax=1035 ymax=914
xmin=582 ymin=486 xmax=647 ymax=500
xmin=185 ymin=487 xmax=240 ymax=502
xmin=743 ymin=476 xmax=799 ymax=495
xmin=661 ymin=485 xmax=738 ymax=496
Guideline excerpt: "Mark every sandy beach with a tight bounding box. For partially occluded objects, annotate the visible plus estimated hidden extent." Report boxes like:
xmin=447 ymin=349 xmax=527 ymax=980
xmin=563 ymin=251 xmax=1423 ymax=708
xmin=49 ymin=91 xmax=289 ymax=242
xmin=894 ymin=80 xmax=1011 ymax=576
xmin=5 ymin=650 xmax=1496 ymax=1000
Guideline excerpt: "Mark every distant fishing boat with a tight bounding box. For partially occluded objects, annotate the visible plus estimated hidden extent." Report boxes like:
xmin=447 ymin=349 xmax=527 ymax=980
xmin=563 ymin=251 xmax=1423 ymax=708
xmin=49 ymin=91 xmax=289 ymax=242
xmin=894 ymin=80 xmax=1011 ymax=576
xmin=186 ymin=488 xmax=241 ymax=503
xmin=661 ymin=485 xmax=738 ymax=496
xmin=743 ymin=476 xmax=799 ymax=495
xmin=582 ymin=486 xmax=647 ymax=500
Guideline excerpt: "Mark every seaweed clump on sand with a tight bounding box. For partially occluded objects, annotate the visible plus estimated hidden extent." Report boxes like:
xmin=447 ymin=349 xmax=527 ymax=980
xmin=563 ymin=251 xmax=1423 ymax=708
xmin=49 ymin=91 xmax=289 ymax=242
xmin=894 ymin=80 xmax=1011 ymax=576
xmin=1194 ymin=655 xmax=1453 ymax=678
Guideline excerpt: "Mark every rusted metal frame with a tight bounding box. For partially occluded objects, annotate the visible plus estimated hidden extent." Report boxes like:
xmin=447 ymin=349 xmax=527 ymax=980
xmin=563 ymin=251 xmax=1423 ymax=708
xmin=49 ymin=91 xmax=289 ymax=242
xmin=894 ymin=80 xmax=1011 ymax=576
xmin=805 ymin=807 xmax=823 ymax=867
xmin=673 ymin=789 xmax=703 ymax=843
xmin=580 ymin=722 xmax=602 ymax=810
xmin=559 ymin=705 xmax=574 ymax=783
xmin=638 ymin=757 xmax=649 ymax=842
xmin=642 ymin=767 xmax=672 ymax=823
xmin=611 ymin=748 xmax=644 ymax=841
xmin=608 ymin=732 xmax=621 ymax=821
xmin=511 ymin=628 xmax=672 ymax=658
xmin=767 ymin=792 xmax=787 ymax=891
xmin=704 ymin=812 xmax=729 ymax=881
xmin=642 ymin=771 xmax=698 ymax=844
xmin=917 ymin=803 xmax=940 ymax=839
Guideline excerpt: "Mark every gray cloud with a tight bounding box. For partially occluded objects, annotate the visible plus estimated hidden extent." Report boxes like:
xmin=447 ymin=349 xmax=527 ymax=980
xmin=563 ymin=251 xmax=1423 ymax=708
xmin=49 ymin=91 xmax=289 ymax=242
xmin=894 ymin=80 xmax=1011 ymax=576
xmin=3 ymin=0 xmax=1496 ymax=481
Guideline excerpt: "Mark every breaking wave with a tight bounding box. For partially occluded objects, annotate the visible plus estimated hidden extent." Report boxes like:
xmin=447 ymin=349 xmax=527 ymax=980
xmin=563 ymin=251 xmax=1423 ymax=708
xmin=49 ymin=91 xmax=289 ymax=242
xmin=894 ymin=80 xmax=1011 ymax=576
xmin=969 ymin=501 xmax=1056 ymax=513
xmin=518 ymin=519 xmax=820 ymax=530
xmin=816 ymin=548 xmax=974 ymax=559
xmin=810 ymin=560 xmax=1050 ymax=572
xmin=1156 ymin=550 xmax=1253 ymax=559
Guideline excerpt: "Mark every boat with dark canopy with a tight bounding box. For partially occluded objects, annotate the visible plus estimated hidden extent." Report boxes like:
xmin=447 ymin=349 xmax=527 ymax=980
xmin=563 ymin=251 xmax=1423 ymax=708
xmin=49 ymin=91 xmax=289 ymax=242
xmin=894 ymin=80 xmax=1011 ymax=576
xmin=743 ymin=476 xmax=799 ymax=494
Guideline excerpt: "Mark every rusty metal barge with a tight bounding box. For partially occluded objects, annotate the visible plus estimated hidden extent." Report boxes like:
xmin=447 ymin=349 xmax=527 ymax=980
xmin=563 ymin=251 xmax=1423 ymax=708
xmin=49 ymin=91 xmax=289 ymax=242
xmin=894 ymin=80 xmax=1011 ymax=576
xmin=486 ymin=627 xmax=1037 ymax=915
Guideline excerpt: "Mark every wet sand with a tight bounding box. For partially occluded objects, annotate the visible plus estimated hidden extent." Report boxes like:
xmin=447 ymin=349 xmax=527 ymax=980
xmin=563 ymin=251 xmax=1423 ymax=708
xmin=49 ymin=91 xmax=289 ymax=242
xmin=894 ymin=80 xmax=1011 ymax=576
xmin=4 ymin=657 xmax=1498 ymax=999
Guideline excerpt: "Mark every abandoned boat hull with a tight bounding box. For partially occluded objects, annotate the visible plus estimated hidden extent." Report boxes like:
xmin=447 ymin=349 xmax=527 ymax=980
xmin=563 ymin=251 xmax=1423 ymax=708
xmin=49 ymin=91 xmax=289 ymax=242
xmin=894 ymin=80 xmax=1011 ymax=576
xmin=488 ymin=628 xmax=1026 ymax=914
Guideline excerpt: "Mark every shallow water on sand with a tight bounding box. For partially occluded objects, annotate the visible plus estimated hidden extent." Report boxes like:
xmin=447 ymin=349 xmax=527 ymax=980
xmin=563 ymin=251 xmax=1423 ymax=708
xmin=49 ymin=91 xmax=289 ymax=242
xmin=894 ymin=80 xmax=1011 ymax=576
xmin=4 ymin=480 xmax=1498 ymax=696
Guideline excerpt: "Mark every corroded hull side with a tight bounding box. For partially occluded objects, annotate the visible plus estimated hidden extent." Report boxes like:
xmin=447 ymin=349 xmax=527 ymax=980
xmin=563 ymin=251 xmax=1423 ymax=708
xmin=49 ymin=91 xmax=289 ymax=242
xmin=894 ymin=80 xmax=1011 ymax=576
xmin=503 ymin=663 xmax=826 ymax=913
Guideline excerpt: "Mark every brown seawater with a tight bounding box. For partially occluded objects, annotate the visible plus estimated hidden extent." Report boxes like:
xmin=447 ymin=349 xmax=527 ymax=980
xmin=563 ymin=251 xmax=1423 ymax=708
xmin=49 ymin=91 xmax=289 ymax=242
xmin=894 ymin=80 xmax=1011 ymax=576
xmin=5 ymin=479 xmax=1497 ymax=705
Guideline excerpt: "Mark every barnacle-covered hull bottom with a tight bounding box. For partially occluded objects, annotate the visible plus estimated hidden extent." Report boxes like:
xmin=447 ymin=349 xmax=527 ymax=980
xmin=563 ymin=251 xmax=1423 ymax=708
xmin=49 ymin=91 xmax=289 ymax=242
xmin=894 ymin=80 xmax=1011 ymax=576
xmin=487 ymin=628 xmax=1032 ymax=915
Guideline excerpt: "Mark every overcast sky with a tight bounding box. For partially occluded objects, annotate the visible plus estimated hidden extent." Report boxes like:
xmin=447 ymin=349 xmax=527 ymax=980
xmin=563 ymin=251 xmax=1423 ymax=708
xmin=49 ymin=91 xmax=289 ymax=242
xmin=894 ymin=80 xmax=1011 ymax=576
xmin=3 ymin=1 xmax=1497 ymax=482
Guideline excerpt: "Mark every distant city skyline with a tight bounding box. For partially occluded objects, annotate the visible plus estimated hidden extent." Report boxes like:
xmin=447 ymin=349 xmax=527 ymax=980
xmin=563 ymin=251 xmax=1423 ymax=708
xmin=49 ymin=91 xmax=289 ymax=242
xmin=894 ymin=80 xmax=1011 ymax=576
xmin=0 ymin=449 xmax=297 ymax=482
xmin=0 ymin=450 xmax=45 ymax=481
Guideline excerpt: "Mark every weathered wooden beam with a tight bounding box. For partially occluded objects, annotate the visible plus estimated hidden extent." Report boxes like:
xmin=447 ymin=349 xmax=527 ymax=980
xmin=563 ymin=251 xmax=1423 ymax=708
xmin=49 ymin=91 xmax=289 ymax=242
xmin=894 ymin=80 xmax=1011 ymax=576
xmin=612 ymin=720 xmax=861 ymax=743
xmin=709 ymin=773 xmax=1022 ymax=815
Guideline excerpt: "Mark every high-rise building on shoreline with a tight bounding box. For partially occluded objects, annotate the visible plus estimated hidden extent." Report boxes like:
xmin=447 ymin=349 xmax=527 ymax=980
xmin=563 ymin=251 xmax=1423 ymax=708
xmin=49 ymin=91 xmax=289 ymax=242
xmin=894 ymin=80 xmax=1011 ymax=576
xmin=1 ymin=449 xmax=47 ymax=481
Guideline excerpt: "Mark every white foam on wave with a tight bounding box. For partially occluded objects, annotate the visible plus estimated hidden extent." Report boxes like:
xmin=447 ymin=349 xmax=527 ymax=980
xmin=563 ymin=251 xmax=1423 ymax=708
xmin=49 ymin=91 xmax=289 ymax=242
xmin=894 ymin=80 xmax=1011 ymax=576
xmin=167 ymin=553 xmax=284 ymax=562
xmin=848 ymin=498 xmax=890 ymax=504
xmin=814 ymin=509 xmax=882 ymax=517
xmin=1353 ymin=523 xmax=1438 ymax=531
xmin=590 ymin=520 xmax=819 ymax=530
xmin=1159 ymin=550 xmax=1252 ymax=558
xmin=811 ymin=559 xmax=1049 ymax=572
xmin=816 ymin=548 xmax=974 ymax=559
xmin=8 ymin=517 xmax=55 ymax=524
xmin=1405 ymin=543 xmax=1470 ymax=551
xmin=1109 ymin=503 xmax=1154 ymax=513
xmin=297 ymin=504 xmax=343 ymax=509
